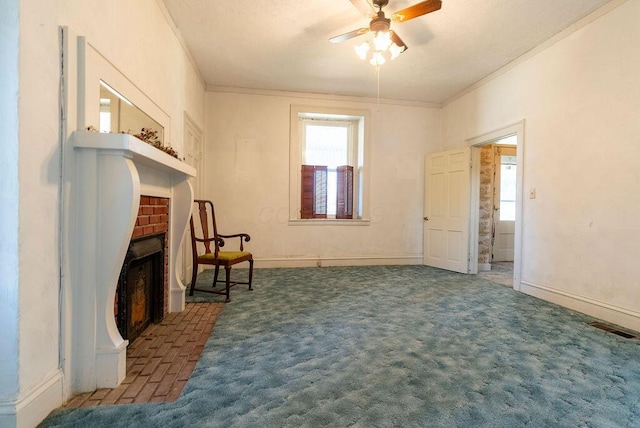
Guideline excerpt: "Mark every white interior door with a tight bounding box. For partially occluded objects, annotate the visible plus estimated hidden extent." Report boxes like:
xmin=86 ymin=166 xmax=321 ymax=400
xmin=492 ymin=146 xmax=516 ymax=262
xmin=181 ymin=115 xmax=203 ymax=284
xmin=423 ymin=148 xmax=471 ymax=273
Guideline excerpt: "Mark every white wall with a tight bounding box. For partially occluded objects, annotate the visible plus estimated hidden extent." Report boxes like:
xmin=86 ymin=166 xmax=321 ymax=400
xmin=3 ymin=0 xmax=206 ymax=426
xmin=442 ymin=0 xmax=640 ymax=331
xmin=205 ymin=91 xmax=442 ymax=266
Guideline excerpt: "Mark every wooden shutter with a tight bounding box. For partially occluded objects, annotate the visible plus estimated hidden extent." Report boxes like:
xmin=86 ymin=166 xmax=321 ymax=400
xmin=301 ymin=165 xmax=328 ymax=219
xmin=301 ymin=165 xmax=314 ymax=219
xmin=336 ymin=165 xmax=354 ymax=219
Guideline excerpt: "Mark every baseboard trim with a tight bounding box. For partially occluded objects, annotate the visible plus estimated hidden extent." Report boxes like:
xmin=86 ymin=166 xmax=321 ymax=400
xmin=520 ymin=280 xmax=640 ymax=332
xmin=478 ymin=263 xmax=492 ymax=272
xmin=0 ymin=369 xmax=63 ymax=428
xmin=254 ymin=255 xmax=423 ymax=269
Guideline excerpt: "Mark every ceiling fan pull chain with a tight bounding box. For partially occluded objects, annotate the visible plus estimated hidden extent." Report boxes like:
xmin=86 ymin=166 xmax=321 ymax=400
xmin=377 ymin=66 xmax=381 ymax=106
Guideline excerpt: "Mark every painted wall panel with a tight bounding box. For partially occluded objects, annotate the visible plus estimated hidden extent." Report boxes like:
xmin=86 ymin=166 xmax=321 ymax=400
xmin=205 ymin=91 xmax=442 ymax=264
xmin=442 ymin=1 xmax=640 ymax=326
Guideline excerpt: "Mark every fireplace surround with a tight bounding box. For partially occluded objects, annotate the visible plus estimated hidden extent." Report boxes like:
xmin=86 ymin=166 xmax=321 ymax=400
xmin=71 ymin=131 xmax=195 ymax=391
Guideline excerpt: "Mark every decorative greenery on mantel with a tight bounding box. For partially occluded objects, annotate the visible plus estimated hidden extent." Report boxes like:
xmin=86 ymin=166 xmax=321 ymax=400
xmin=85 ymin=126 xmax=182 ymax=160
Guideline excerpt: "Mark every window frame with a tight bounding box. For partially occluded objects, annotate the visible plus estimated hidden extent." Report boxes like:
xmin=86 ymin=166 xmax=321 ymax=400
xmin=289 ymin=105 xmax=371 ymax=224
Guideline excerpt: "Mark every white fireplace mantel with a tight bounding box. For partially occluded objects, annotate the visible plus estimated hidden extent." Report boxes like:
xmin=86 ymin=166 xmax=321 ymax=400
xmin=70 ymin=131 xmax=195 ymax=391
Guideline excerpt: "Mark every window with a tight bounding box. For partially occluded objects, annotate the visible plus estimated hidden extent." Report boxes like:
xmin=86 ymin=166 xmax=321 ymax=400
xmin=499 ymin=155 xmax=517 ymax=221
xmin=289 ymin=106 xmax=370 ymax=222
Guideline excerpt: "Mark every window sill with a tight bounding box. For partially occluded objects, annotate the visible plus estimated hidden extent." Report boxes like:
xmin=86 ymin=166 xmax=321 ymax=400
xmin=288 ymin=218 xmax=370 ymax=226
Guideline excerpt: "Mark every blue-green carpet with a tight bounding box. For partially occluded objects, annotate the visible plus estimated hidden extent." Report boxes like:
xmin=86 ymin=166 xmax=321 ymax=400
xmin=41 ymin=266 xmax=640 ymax=427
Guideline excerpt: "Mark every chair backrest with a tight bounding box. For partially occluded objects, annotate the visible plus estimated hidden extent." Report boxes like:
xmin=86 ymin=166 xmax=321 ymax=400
xmin=190 ymin=200 xmax=220 ymax=257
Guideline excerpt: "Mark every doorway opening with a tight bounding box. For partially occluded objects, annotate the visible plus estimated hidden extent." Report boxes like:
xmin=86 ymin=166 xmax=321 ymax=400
xmin=468 ymin=122 xmax=524 ymax=290
xmin=180 ymin=113 xmax=204 ymax=287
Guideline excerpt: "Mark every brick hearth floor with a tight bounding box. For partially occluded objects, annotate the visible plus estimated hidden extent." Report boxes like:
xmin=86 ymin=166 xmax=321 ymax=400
xmin=64 ymin=302 xmax=224 ymax=407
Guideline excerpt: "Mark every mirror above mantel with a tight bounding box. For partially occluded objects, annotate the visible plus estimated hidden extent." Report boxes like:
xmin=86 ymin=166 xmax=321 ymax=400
xmin=78 ymin=38 xmax=171 ymax=146
xmin=99 ymin=80 xmax=164 ymax=144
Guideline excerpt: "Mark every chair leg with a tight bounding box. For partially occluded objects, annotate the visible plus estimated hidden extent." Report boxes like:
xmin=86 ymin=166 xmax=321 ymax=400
xmin=248 ymin=259 xmax=254 ymax=291
xmin=189 ymin=260 xmax=199 ymax=296
xmin=213 ymin=265 xmax=220 ymax=287
xmin=224 ymin=266 xmax=231 ymax=303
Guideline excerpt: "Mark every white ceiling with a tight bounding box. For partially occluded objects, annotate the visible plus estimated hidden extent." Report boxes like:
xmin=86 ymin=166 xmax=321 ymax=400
xmin=162 ymin=0 xmax=613 ymax=104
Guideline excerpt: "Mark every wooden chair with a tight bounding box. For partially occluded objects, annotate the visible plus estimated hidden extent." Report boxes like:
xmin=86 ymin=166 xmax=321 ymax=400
xmin=189 ymin=200 xmax=253 ymax=302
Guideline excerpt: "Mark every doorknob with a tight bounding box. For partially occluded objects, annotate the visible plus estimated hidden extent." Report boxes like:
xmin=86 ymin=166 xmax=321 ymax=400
xmin=423 ymin=216 xmax=429 ymax=221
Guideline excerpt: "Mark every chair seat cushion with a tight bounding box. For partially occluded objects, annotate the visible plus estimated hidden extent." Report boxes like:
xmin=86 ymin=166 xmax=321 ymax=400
xmin=200 ymin=251 xmax=252 ymax=262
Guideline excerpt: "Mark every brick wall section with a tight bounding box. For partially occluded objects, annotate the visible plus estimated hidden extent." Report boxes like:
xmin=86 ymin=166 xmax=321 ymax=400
xmin=133 ymin=196 xmax=170 ymax=314
xmin=478 ymin=145 xmax=494 ymax=266
xmin=133 ymin=196 xmax=170 ymax=237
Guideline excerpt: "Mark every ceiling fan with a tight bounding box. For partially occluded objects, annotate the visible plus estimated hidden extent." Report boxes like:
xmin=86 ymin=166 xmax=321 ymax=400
xmin=329 ymin=0 xmax=442 ymax=66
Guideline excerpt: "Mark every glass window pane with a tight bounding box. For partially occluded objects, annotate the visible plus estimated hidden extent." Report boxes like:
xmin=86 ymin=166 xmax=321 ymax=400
xmin=305 ymin=125 xmax=348 ymax=167
xmin=305 ymin=123 xmax=349 ymax=217
xmin=499 ymin=157 xmax=516 ymax=221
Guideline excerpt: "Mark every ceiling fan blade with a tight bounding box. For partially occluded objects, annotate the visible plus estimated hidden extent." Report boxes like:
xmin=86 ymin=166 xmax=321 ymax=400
xmin=390 ymin=31 xmax=408 ymax=51
xmin=329 ymin=28 xmax=370 ymax=44
xmin=349 ymin=0 xmax=376 ymax=18
xmin=392 ymin=0 xmax=442 ymax=23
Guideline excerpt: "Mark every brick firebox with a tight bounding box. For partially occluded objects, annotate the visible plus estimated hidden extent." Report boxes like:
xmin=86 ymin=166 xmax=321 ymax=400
xmin=115 ymin=196 xmax=170 ymax=334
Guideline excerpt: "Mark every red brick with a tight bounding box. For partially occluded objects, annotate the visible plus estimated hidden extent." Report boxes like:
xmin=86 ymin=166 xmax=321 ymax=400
xmin=172 ymin=333 xmax=189 ymax=349
xmin=125 ymin=364 xmax=146 ymax=383
xmin=189 ymin=345 xmax=205 ymax=361
xmin=161 ymin=347 xmax=180 ymax=364
xmin=153 ymin=206 xmax=168 ymax=214
xmin=128 ymin=337 xmax=153 ymax=358
xmin=142 ymin=206 xmax=154 ymax=215
xmin=132 ymin=226 xmax=144 ymax=238
xmin=156 ymin=341 xmax=172 ymax=356
xmin=134 ymin=383 xmax=159 ymax=403
xmin=140 ymin=357 xmax=162 ymax=376
xmin=143 ymin=225 xmax=154 ymax=235
xmin=140 ymin=196 xmax=151 ymax=205
xmin=90 ymin=388 xmax=111 ymax=400
xmin=154 ymin=224 xmax=168 ymax=233
xmin=167 ymin=359 xmax=184 ymax=375
xmin=149 ymin=362 xmax=171 ymax=383
xmin=178 ymin=341 xmax=196 ymax=358
xmin=121 ymin=375 xmax=150 ymax=399
xmin=177 ymin=360 xmax=197 ymax=381
xmin=153 ymin=372 xmax=178 ymax=397
xmin=64 ymin=392 xmax=92 ymax=408
xmin=138 ymin=216 xmax=150 ymax=226
xmin=165 ymin=329 xmax=182 ymax=345
xmin=67 ymin=303 xmax=220 ymax=408
xmin=166 ymin=380 xmax=187 ymax=402
xmin=150 ymin=214 xmax=161 ymax=224
xmin=148 ymin=335 xmax=166 ymax=350
xmin=100 ymin=385 xmax=127 ymax=405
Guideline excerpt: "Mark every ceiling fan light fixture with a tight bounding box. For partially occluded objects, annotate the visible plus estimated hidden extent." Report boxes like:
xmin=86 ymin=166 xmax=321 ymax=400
xmin=373 ymin=31 xmax=392 ymax=51
xmin=332 ymin=0 xmax=442 ymax=71
xmin=370 ymin=51 xmax=386 ymax=66
xmin=389 ymin=42 xmax=404 ymax=60
xmin=357 ymin=32 xmax=403 ymax=66
xmin=354 ymin=41 xmax=370 ymax=60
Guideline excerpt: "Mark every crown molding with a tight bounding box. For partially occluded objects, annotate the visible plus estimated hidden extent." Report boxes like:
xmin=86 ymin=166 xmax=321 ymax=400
xmin=206 ymin=85 xmax=441 ymax=109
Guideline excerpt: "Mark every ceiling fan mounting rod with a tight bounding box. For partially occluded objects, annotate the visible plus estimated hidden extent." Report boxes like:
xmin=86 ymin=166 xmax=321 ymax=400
xmin=373 ymin=0 xmax=389 ymax=9
xmin=370 ymin=11 xmax=391 ymax=32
